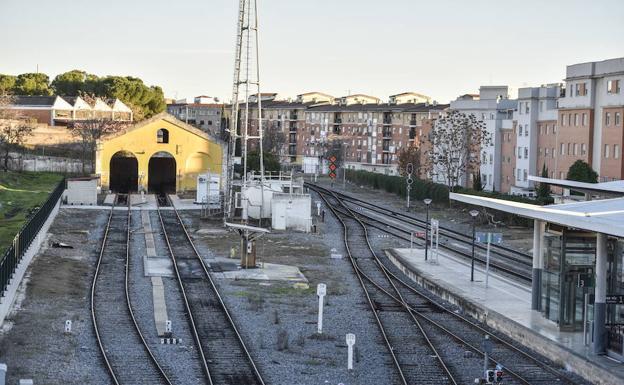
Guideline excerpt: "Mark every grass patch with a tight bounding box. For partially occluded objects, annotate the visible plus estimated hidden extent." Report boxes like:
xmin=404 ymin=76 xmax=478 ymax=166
xmin=0 ymin=171 xmax=63 ymax=256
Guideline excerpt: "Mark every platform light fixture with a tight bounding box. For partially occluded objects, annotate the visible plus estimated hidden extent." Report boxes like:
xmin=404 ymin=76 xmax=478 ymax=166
xmin=424 ymin=198 xmax=432 ymax=261
xmin=469 ymin=209 xmax=479 ymax=282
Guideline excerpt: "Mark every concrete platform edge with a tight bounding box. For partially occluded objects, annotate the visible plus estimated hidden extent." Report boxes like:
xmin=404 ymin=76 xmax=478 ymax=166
xmin=0 ymin=199 xmax=61 ymax=327
xmin=385 ymin=248 xmax=623 ymax=385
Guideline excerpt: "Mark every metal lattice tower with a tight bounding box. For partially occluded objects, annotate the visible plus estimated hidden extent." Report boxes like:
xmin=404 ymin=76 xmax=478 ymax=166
xmin=225 ymin=0 xmax=265 ymax=221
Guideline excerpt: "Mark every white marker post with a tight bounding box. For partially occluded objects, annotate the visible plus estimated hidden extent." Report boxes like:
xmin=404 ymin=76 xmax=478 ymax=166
xmin=64 ymin=320 xmax=72 ymax=334
xmin=317 ymin=283 xmax=327 ymax=334
xmin=165 ymin=320 xmax=172 ymax=335
xmin=346 ymin=333 xmax=356 ymax=370
xmin=485 ymin=233 xmax=491 ymax=288
xmin=316 ymin=201 xmax=322 ymax=216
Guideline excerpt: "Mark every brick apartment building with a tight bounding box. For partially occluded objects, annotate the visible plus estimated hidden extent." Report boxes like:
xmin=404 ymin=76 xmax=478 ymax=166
xmin=166 ymin=95 xmax=224 ymax=135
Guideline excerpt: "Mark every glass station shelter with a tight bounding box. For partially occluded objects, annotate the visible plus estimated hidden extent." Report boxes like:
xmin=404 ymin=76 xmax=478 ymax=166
xmin=451 ymin=177 xmax=624 ymax=360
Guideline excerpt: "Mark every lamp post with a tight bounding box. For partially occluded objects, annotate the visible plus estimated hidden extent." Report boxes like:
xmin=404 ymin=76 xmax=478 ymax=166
xmin=469 ymin=209 xmax=479 ymax=281
xmin=424 ymin=198 xmax=432 ymax=261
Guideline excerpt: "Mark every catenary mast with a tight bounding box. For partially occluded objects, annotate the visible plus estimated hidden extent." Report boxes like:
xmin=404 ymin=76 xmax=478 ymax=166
xmin=225 ymin=0 xmax=265 ymax=222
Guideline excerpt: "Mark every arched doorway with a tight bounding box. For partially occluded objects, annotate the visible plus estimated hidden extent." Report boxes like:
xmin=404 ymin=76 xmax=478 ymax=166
xmin=109 ymin=151 xmax=138 ymax=193
xmin=148 ymin=151 xmax=176 ymax=193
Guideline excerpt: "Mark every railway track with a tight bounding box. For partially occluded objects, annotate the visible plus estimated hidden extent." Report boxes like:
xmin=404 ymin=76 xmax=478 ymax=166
xmin=156 ymin=197 xmax=265 ymax=385
xmin=315 ymin=187 xmax=588 ymax=385
xmin=306 ymin=183 xmax=533 ymax=281
xmin=91 ymin=194 xmax=173 ymax=385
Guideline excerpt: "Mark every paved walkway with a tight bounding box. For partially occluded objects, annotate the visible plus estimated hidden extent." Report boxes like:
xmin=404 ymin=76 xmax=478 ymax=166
xmin=389 ymin=247 xmax=624 ymax=385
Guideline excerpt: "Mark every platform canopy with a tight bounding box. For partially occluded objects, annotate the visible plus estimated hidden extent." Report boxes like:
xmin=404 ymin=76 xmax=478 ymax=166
xmin=528 ymin=176 xmax=624 ymax=197
xmin=450 ymin=193 xmax=624 ymax=238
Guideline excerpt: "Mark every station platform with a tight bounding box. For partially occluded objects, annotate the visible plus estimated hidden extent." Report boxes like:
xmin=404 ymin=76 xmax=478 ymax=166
xmin=387 ymin=247 xmax=624 ymax=385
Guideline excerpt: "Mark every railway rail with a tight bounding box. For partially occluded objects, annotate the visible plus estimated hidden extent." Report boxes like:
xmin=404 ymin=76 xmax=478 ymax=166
xmin=90 ymin=194 xmax=173 ymax=385
xmin=306 ymin=183 xmax=533 ymax=281
xmin=314 ymin=187 xmax=588 ymax=385
xmin=156 ymin=196 xmax=265 ymax=385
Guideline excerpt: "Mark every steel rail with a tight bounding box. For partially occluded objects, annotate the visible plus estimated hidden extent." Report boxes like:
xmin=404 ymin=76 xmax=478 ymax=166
xmin=306 ymin=182 xmax=531 ymax=262
xmin=156 ymin=196 xmax=265 ymax=385
xmin=90 ymin=195 xmax=173 ymax=385
xmin=308 ymin=183 xmax=532 ymax=281
xmin=319 ymin=187 xmax=460 ymax=384
xmin=318 ymin=187 xmax=584 ymax=385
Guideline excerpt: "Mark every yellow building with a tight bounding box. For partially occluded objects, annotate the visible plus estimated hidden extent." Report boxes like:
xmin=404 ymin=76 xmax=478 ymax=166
xmin=96 ymin=113 xmax=225 ymax=193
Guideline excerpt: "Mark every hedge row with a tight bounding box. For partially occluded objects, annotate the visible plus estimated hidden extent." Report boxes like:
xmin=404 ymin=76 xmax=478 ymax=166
xmin=345 ymin=169 xmax=449 ymax=204
xmin=345 ymin=169 xmax=553 ymax=206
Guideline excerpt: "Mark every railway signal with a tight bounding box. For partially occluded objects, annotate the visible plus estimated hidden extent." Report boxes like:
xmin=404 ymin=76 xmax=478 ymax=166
xmin=486 ymin=369 xmax=495 ymax=383
xmin=405 ymin=162 xmax=413 ymax=209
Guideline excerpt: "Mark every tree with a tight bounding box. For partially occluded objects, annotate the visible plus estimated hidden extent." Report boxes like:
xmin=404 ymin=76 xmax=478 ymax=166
xmin=14 ymin=73 xmax=52 ymax=95
xmin=536 ymin=163 xmax=551 ymax=199
xmin=0 ymin=75 xmax=16 ymax=95
xmin=246 ymin=150 xmax=280 ymax=173
xmin=397 ymin=145 xmax=421 ymax=177
xmin=70 ymin=119 xmax=125 ymax=173
xmin=426 ymin=111 xmax=490 ymax=192
xmin=0 ymin=95 xmax=34 ymax=171
xmin=472 ymin=170 xmax=483 ymax=191
xmin=567 ymin=160 xmax=598 ymax=183
xmin=51 ymin=70 xmax=90 ymax=96
xmin=263 ymin=125 xmax=286 ymax=155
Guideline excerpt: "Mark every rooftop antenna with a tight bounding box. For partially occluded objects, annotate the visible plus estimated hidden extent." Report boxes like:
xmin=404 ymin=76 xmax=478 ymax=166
xmin=225 ymin=0 xmax=265 ymax=223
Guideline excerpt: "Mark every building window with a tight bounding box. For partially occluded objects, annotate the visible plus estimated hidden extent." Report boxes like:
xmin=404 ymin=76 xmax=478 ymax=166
xmin=615 ymin=145 xmax=620 ymax=159
xmin=552 ymin=147 xmax=555 ymax=158
xmin=605 ymin=144 xmax=610 ymax=158
xmin=544 ymin=148 xmax=549 ymax=157
xmin=607 ymin=79 xmax=621 ymax=94
xmin=523 ymin=169 xmax=528 ymax=181
xmin=540 ymin=101 xmax=544 ymax=112
xmin=581 ymin=143 xmax=587 ymax=155
xmin=605 ymin=112 xmax=611 ymax=126
xmin=525 ymin=126 xmax=529 ymax=136
xmin=525 ymin=103 xmax=529 ymax=114
xmin=524 ymin=147 xmax=528 ymax=159
xmin=582 ymin=113 xmax=587 ymax=126
xmin=157 ymin=128 xmax=169 ymax=143
xmin=519 ymin=125 xmax=523 ymax=136
xmin=560 ymin=114 xmax=565 ymax=126
xmin=552 ymin=125 xmax=557 ymax=134
xmin=560 ymin=143 xmax=565 ymax=155
xmin=573 ymin=143 xmax=578 ymax=155
xmin=616 ymin=112 xmax=621 ymax=126
xmin=516 ymin=169 xmax=521 ymax=181
xmin=574 ymin=114 xmax=579 ymax=126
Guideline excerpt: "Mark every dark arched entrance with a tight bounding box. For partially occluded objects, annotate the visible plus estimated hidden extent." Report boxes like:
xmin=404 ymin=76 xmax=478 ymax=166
xmin=109 ymin=151 xmax=138 ymax=193
xmin=148 ymin=151 xmax=176 ymax=193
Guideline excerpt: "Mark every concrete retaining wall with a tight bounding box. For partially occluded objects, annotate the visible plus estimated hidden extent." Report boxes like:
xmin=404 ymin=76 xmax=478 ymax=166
xmin=5 ymin=153 xmax=88 ymax=173
xmin=0 ymin=198 xmax=61 ymax=327
xmin=385 ymin=249 xmax=623 ymax=385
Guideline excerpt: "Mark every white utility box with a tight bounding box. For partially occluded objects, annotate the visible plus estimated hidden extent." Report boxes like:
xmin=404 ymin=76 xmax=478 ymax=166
xmin=196 ymin=173 xmax=220 ymax=204
xmin=65 ymin=177 xmax=98 ymax=205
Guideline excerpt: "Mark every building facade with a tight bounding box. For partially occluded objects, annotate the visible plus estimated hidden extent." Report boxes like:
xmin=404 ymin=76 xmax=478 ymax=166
xmin=166 ymin=96 xmax=224 ymax=135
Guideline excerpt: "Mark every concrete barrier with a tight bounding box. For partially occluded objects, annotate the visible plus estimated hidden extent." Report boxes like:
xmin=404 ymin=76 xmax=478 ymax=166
xmin=0 ymin=198 xmax=61 ymax=327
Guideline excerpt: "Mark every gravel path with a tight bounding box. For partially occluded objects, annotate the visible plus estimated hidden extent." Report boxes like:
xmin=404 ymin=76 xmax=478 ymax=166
xmin=0 ymin=209 xmax=110 ymax=385
xmin=180 ymin=210 xmax=397 ymax=385
xmin=128 ymin=210 xmax=207 ymax=384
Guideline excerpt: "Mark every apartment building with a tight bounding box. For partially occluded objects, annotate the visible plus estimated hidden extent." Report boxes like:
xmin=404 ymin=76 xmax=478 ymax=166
xmin=445 ymin=86 xmax=516 ymax=191
xmin=227 ymin=92 xmax=447 ymax=174
xmin=166 ymin=96 xmax=224 ymax=134
xmin=557 ymin=58 xmax=624 ymax=182
xmin=512 ymin=84 xmax=561 ymax=195
xmin=1 ymin=95 xmax=133 ymax=126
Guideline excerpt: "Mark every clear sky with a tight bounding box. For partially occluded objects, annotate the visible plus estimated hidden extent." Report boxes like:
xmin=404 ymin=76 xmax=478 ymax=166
xmin=1 ymin=0 xmax=623 ymax=103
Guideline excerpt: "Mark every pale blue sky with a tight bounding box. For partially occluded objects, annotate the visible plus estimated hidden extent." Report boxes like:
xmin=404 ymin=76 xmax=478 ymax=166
xmin=1 ymin=0 xmax=623 ymax=102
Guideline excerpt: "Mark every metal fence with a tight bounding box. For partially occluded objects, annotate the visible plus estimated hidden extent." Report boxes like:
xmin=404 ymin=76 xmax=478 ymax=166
xmin=0 ymin=178 xmax=65 ymax=295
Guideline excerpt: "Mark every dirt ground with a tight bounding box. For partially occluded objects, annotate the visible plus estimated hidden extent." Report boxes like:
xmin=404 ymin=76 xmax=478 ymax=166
xmin=0 ymin=209 xmax=110 ymax=385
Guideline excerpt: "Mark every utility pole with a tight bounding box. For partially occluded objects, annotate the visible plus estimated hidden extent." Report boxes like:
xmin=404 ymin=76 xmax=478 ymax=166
xmin=225 ymin=0 xmax=265 ymax=223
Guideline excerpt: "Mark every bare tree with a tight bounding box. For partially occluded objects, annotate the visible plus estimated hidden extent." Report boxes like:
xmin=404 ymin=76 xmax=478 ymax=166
xmin=263 ymin=124 xmax=286 ymax=155
xmin=425 ymin=111 xmax=490 ymax=192
xmin=0 ymin=95 xmax=34 ymax=171
xmin=70 ymin=119 xmax=125 ymax=173
xmin=397 ymin=145 xmax=421 ymax=177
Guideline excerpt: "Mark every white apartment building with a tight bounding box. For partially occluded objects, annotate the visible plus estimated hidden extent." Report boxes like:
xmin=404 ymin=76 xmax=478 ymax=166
xmin=557 ymin=58 xmax=624 ymax=182
xmin=445 ymin=86 xmax=515 ymax=191
xmin=511 ymin=84 xmax=561 ymax=195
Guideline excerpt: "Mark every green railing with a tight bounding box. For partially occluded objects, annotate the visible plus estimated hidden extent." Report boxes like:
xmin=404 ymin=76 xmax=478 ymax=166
xmin=1 ymin=178 xmax=65 ymax=295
